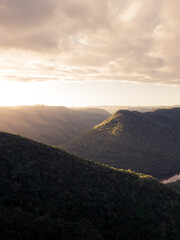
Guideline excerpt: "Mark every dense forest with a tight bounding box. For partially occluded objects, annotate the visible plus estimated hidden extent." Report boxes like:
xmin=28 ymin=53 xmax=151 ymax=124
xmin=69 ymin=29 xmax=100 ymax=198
xmin=0 ymin=132 xmax=180 ymax=239
xmin=167 ymin=180 xmax=180 ymax=192
xmin=63 ymin=108 xmax=180 ymax=180
xmin=0 ymin=105 xmax=110 ymax=146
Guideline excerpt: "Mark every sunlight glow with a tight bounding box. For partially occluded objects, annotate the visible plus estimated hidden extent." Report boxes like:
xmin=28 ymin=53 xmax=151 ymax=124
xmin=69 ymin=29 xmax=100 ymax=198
xmin=121 ymin=2 xmax=141 ymax=22
xmin=0 ymin=80 xmax=39 ymax=106
xmin=0 ymin=80 xmax=81 ymax=107
xmin=0 ymin=79 xmax=180 ymax=107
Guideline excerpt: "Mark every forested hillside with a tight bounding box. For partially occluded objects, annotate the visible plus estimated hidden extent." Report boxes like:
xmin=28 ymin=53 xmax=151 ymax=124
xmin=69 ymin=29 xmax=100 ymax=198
xmin=167 ymin=180 xmax=180 ymax=192
xmin=0 ymin=105 xmax=110 ymax=146
xmin=1 ymin=132 xmax=180 ymax=239
xmin=63 ymin=108 xmax=180 ymax=179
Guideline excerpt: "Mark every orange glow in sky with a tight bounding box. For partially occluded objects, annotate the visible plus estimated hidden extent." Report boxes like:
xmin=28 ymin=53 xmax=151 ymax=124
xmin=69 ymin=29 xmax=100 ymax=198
xmin=0 ymin=79 xmax=180 ymax=107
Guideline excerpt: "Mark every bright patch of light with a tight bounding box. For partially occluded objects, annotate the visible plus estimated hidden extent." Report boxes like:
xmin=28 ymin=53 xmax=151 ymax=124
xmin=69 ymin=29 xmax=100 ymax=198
xmin=121 ymin=2 xmax=141 ymax=22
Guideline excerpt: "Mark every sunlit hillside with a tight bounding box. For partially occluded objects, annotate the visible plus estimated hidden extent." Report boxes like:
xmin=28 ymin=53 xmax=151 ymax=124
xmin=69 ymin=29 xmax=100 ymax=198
xmin=63 ymin=108 xmax=180 ymax=179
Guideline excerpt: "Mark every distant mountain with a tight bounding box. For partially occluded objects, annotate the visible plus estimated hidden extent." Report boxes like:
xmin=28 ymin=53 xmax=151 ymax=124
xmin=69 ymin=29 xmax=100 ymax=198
xmin=63 ymin=108 xmax=180 ymax=180
xmin=89 ymin=105 xmax=176 ymax=114
xmin=1 ymin=132 xmax=180 ymax=239
xmin=0 ymin=105 xmax=110 ymax=146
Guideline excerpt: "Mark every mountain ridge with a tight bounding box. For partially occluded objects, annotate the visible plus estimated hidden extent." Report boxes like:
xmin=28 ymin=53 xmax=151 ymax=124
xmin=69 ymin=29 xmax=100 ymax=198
xmin=63 ymin=108 xmax=180 ymax=179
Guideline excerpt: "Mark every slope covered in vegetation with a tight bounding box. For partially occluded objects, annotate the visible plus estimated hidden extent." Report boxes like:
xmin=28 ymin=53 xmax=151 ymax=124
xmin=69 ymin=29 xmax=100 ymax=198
xmin=63 ymin=108 xmax=180 ymax=179
xmin=167 ymin=180 xmax=180 ymax=192
xmin=0 ymin=105 xmax=110 ymax=146
xmin=0 ymin=132 xmax=180 ymax=239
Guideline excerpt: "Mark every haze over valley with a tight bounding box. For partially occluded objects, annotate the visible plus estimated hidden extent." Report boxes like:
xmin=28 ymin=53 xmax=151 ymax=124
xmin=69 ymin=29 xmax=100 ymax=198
xmin=0 ymin=105 xmax=110 ymax=146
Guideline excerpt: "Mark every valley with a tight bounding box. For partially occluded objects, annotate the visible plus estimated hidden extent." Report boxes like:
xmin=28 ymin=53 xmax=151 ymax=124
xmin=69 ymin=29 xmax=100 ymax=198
xmin=1 ymin=106 xmax=180 ymax=239
xmin=0 ymin=105 xmax=110 ymax=146
xmin=1 ymin=1 xmax=180 ymax=238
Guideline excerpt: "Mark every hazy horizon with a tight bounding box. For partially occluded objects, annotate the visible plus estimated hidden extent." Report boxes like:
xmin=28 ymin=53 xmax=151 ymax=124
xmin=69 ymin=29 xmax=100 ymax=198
xmin=0 ymin=103 xmax=179 ymax=108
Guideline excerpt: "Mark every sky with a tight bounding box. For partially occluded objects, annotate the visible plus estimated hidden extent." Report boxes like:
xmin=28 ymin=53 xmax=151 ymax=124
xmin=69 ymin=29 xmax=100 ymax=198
xmin=0 ymin=0 xmax=180 ymax=107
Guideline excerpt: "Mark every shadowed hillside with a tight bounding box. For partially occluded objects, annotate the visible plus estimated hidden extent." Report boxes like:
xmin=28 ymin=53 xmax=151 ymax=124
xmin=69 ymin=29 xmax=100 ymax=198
xmin=1 ymin=132 xmax=180 ymax=239
xmin=63 ymin=108 xmax=180 ymax=180
xmin=167 ymin=180 xmax=180 ymax=192
xmin=0 ymin=105 xmax=110 ymax=146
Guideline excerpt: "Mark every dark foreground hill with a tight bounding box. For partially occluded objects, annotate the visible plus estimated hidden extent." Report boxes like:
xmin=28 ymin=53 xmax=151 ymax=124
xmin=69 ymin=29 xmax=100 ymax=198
xmin=0 ymin=132 xmax=180 ymax=239
xmin=0 ymin=105 xmax=110 ymax=146
xmin=63 ymin=108 xmax=180 ymax=180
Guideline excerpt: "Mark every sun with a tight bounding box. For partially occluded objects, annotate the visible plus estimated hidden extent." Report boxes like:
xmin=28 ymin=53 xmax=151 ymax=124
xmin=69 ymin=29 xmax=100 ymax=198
xmin=0 ymin=79 xmax=79 ymax=107
xmin=0 ymin=80 xmax=43 ymax=106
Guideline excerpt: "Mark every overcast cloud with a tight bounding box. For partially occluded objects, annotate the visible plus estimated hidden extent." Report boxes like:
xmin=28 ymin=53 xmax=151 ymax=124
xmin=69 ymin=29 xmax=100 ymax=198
xmin=0 ymin=0 xmax=180 ymax=84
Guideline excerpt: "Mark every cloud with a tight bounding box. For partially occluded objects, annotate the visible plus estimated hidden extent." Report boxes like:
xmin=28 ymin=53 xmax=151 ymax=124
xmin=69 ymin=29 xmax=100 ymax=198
xmin=0 ymin=0 xmax=56 ymax=30
xmin=0 ymin=0 xmax=180 ymax=85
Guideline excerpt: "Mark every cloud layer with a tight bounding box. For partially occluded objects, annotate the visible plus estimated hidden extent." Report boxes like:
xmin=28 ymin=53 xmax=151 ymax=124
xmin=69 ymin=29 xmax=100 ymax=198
xmin=0 ymin=0 xmax=180 ymax=84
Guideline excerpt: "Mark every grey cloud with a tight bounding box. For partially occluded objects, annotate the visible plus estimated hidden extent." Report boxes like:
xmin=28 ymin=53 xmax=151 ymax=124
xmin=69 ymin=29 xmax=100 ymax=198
xmin=0 ymin=0 xmax=56 ymax=30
